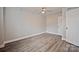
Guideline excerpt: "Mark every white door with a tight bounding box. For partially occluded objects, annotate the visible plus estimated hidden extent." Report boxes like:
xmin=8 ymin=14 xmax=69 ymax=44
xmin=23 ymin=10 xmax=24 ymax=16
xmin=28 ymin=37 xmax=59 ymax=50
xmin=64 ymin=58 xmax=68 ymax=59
xmin=58 ymin=16 xmax=63 ymax=35
xmin=66 ymin=8 xmax=79 ymax=46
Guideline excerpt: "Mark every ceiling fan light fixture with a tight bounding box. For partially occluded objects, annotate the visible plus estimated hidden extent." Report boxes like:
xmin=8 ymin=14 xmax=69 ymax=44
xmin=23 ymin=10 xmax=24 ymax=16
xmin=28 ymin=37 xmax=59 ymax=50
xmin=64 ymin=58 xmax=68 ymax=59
xmin=41 ymin=11 xmax=45 ymax=14
xmin=41 ymin=7 xmax=46 ymax=14
xmin=42 ymin=8 xmax=46 ymax=11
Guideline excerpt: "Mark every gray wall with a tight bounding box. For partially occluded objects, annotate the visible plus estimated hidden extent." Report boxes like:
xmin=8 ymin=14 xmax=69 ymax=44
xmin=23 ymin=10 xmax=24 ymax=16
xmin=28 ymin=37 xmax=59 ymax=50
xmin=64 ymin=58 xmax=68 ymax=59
xmin=0 ymin=7 xmax=4 ymax=46
xmin=5 ymin=7 xmax=46 ymax=41
xmin=46 ymin=14 xmax=59 ymax=34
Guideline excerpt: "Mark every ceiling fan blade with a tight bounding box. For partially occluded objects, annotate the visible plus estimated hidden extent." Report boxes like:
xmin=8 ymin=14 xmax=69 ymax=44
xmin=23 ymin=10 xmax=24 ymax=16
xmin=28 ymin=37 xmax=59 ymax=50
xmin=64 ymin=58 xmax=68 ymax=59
xmin=46 ymin=10 xmax=52 ymax=12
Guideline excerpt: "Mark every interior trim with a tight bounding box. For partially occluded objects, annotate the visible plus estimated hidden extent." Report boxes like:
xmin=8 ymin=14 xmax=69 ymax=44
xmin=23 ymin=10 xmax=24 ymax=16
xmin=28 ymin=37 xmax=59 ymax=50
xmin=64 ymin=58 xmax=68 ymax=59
xmin=4 ymin=32 xmax=45 ymax=44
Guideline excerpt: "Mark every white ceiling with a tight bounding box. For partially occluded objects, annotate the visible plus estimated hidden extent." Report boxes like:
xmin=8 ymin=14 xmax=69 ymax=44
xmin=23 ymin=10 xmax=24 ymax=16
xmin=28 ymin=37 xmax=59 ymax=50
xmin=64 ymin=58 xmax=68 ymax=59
xmin=22 ymin=7 xmax=62 ymax=15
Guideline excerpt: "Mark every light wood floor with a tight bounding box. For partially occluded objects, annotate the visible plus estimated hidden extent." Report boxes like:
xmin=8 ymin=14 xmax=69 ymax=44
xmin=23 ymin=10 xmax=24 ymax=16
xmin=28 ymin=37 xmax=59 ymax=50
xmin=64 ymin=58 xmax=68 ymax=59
xmin=0 ymin=33 xmax=79 ymax=52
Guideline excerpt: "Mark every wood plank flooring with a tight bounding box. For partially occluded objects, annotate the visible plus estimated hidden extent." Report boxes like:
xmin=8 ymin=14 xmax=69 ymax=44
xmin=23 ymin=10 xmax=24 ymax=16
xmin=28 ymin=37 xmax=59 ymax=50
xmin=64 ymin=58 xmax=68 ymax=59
xmin=0 ymin=33 xmax=79 ymax=52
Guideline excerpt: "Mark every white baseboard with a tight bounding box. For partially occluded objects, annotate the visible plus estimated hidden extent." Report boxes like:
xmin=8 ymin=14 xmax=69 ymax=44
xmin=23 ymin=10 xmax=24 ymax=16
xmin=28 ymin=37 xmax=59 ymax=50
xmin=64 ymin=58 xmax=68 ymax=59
xmin=46 ymin=31 xmax=62 ymax=36
xmin=4 ymin=32 xmax=45 ymax=44
xmin=46 ymin=31 xmax=64 ymax=40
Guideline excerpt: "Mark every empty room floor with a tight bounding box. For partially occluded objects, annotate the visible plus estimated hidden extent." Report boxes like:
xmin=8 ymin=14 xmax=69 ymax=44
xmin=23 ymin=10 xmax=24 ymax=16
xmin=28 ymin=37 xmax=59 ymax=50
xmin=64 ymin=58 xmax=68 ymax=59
xmin=0 ymin=33 xmax=79 ymax=52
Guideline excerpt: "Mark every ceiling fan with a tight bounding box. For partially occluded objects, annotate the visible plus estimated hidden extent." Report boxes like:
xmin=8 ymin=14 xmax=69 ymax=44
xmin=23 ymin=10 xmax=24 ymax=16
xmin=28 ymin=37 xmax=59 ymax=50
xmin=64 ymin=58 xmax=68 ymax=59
xmin=41 ymin=7 xmax=52 ymax=14
xmin=41 ymin=7 xmax=46 ymax=14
